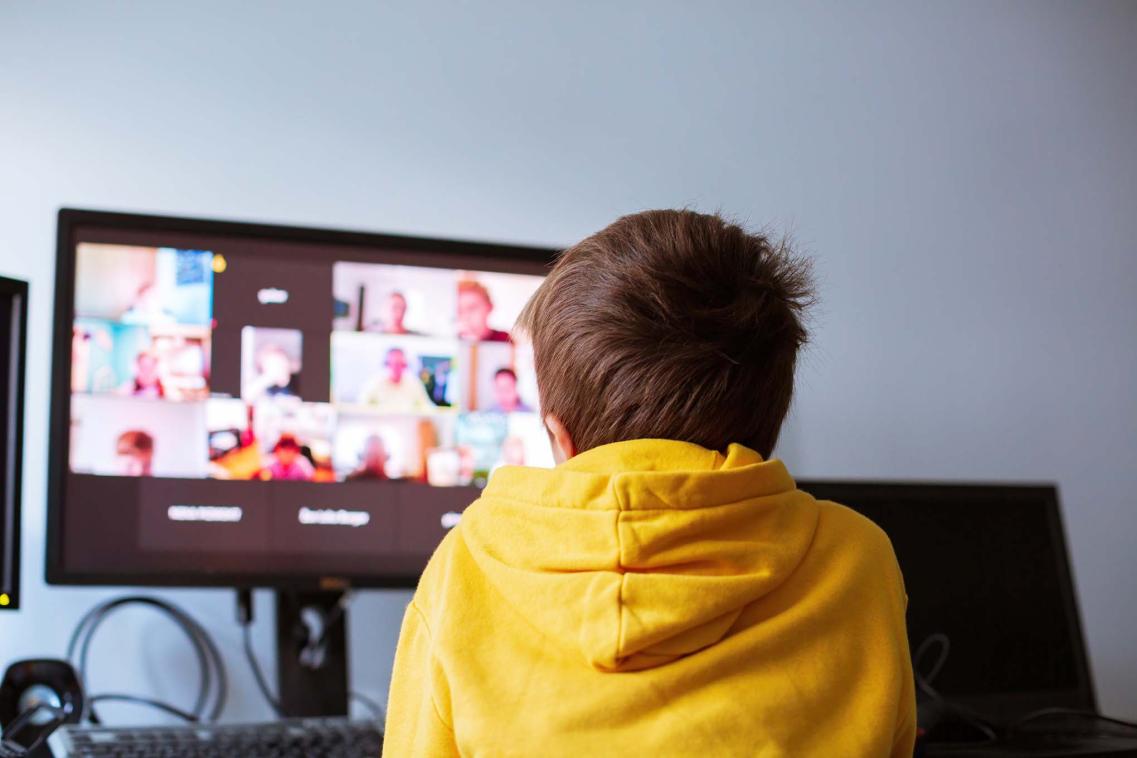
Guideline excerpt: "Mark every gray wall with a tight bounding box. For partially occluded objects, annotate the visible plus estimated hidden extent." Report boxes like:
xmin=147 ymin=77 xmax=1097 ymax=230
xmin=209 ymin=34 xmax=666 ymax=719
xmin=1 ymin=0 xmax=1134 ymax=722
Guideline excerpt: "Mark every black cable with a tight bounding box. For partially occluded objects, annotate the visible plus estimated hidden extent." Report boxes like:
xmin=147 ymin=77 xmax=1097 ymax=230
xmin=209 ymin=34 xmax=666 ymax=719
xmin=914 ymin=635 xmax=1137 ymax=746
xmin=349 ymin=691 xmax=384 ymax=721
xmin=913 ymin=632 xmax=950 ymax=694
xmin=241 ymin=623 xmax=283 ymax=717
xmin=86 ymin=694 xmax=198 ymax=724
xmin=66 ymin=596 xmax=228 ymax=724
xmin=74 ymin=598 xmax=210 ymax=720
xmin=311 ymin=591 xmax=352 ymax=653
xmin=912 ymin=633 xmax=999 ymax=744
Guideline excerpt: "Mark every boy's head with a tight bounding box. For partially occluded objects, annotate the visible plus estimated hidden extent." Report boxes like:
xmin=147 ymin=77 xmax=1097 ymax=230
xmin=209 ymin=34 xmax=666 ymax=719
xmin=518 ymin=209 xmax=814 ymax=460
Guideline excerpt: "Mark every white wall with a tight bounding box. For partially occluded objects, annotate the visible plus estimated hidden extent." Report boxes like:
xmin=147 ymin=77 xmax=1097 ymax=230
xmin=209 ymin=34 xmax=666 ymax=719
xmin=1 ymin=0 xmax=1134 ymax=722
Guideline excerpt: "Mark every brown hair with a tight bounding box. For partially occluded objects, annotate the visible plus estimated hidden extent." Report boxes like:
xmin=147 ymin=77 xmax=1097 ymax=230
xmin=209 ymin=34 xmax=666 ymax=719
xmin=518 ymin=210 xmax=814 ymax=458
xmin=116 ymin=430 xmax=154 ymax=455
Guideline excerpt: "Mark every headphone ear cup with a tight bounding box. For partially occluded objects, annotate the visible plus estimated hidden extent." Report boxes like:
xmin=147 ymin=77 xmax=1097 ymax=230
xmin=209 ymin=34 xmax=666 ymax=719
xmin=0 ymin=659 xmax=84 ymax=730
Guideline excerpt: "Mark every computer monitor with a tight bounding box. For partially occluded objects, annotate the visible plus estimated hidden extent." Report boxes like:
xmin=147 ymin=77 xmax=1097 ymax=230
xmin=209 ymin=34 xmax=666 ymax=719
xmin=798 ymin=480 xmax=1095 ymax=722
xmin=47 ymin=209 xmax=556 ymax=590
xmin=0 ymin=275 xmax=28 ymax=611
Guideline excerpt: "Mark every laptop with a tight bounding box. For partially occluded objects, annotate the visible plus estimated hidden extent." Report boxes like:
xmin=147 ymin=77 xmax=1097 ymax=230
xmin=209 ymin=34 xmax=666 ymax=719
xmin=799 ymin=481 xmax=1136 ymax=755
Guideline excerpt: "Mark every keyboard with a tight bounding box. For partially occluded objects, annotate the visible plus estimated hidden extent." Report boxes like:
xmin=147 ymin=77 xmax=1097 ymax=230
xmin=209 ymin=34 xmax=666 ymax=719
xmin=48 ymin=717 xmax=383 ymax=757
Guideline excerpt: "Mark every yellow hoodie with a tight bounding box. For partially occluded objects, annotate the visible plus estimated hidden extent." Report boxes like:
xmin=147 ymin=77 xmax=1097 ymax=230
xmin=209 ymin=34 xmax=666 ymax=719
xmin=384 ymin=440 xmax=916 ymax=757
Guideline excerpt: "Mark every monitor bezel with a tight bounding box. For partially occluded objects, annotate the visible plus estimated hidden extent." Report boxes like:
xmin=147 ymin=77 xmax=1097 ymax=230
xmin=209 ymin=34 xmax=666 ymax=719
xmin=47 ymin=208 xmax=557 ymax=590
xmin=797 ymin=479 xmax=1097 ymax=722
xmin=0 ymin=274 xmax=27 ymax=611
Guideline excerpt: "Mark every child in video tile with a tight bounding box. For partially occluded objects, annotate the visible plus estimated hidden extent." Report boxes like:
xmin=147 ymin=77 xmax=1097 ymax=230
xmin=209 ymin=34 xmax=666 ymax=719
xmin=358 ymin=347 xmax=433 ymax=412
xmin=487 ymin=368 xmax=532 ymax=413
xmin=457 ymin=280 xmax=510 ymax=342
xmin=346 ymin=434 xmax=391 ymax=481
xmin=248 ymin=344 xmax=297 ymax=400
xmin=116 ymin=430 xmax=154 ymax=476
xmin=122 ymin=350 xmax=167 ymax=399
xmin=265 ymin=434 xmax=315 ymax=481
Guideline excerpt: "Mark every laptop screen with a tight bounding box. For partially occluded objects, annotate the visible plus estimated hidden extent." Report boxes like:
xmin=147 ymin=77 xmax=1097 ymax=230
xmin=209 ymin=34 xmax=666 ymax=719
xmin=798 ymin=481 xmax=1094 ymax=719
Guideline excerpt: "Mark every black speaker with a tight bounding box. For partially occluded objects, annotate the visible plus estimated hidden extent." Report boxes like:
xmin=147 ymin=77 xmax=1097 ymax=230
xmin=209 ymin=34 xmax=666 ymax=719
xmin=0 ymin=659 xmax=83 ymax=754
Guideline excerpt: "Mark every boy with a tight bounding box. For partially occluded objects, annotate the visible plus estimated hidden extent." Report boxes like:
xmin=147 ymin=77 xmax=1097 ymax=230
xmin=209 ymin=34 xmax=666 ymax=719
xmin=384 ymin=210 xmax=915 ymax=756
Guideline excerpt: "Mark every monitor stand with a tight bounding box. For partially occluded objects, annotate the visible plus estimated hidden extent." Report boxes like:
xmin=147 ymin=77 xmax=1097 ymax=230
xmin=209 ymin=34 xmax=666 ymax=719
xmin=275 ymin=590 xmax=349 ymax=717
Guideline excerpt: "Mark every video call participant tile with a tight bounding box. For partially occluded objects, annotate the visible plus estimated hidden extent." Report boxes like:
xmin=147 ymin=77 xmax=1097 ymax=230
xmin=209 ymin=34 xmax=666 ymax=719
xmin=210 ymin=252 xmax=333 ymax=403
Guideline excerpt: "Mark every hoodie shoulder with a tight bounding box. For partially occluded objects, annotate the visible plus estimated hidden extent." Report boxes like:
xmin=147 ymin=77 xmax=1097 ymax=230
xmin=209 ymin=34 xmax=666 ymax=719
xmin=815 ymin=499 xmax=892 ymax=547
xmin=812 ymin=499 xmax=907 ymax=604
xmin=411 ymin=525 xmax=471 ymax=624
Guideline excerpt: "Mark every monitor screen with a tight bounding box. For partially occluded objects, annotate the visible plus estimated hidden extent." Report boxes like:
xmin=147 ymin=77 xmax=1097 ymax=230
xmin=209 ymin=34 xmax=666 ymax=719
xmin=49 ymin=210 xmax=555 ymax=587
xmin=799 ymin=481 xmax=1094 ymax=716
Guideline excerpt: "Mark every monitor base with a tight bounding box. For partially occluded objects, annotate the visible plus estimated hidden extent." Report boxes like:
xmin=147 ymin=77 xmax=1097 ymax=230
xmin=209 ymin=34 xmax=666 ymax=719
xmin=275 ymin=589 xmax=349 ymax=718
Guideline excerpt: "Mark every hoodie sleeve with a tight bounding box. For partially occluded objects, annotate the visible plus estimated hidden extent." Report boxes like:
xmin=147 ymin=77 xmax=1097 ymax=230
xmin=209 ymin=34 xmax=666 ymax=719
xmin=891 ymin=661 xmax=917 ymax=758
xmin=890 ymin=580 xmax=917 ymax=758
xmin=382 ymin=601 xmax=458 ymax=757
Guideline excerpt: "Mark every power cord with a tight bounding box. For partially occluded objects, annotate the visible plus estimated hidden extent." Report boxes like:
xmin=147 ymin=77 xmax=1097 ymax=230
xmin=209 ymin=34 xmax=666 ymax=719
xmin=349 ymin=691 xmax=385 ymax=721
xmin=912 ymin=633 xmax=999 ymax=744
xmin=86 ymin=694 xmax=198 ymax=723
xmin=67 ymin=596 xmax=228 ymax=724
xmin=914 ymin=634 xmax=1137 ymax=746
xmin=236 ymin=589 xmax=284 ymax=717
xmin=301 ymin=592 xmax=353 ymax=669
xmin=235 ymin=589 xmax=382 ymax=722
xmin=240 ymin=623 xmax=283 ymax=717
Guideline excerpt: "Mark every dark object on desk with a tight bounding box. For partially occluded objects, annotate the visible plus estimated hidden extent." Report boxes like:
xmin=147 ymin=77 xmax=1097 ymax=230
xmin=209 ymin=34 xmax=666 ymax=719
xmin=799 ymin=481 xmax=1137 ymax=756
xmin=0 ymin=275 xmax=27 ymax=612
xmin=48 ymin=717 xmax=383 ymax=758
xmin=0 ymin=659 xmax=82 ymax=757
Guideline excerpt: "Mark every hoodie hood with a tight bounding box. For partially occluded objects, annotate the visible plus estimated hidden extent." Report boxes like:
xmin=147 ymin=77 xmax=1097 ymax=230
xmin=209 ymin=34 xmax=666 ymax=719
xmin=460 ymin=439 xmax=820 ymax=672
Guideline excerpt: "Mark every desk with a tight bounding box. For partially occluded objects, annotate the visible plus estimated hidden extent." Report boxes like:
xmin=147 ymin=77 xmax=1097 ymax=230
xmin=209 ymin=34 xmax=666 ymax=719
xmin=922 ymin=737 xmax=1137 ymax=757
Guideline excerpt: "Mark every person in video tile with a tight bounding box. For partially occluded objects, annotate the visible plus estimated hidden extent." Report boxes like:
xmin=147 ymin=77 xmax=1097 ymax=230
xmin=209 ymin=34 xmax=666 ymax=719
xmin=358 ymin=347 xmax=434 ymax=412
xmin=500 ymin=435 xmax=526 ymax=466
xmin=121 ymin=283 xmax=176 ymax=326
xmin=487 ymin=368 xmax=533 ymax=413
xmin=121 ymin=350 xmax=168 ymax=399
xmin=116 ymin=430 xmax=154 ymax=476
xmin=248 ymin=344 xmax=298 ymax=400
xmin=377 ymin=291 xmax=419 ymax=335
xmin=264 ymin=434 xmax=315 ymax=481
xmin=457 ymin=280 xmax=510 ymax=342
xmin=346 ymin=434 xmax=391 ymax=481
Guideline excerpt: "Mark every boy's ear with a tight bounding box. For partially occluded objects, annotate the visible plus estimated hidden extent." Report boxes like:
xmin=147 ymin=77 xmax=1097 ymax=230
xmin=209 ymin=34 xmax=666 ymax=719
xmin=544 ymin=414 xmax=576 ymax=464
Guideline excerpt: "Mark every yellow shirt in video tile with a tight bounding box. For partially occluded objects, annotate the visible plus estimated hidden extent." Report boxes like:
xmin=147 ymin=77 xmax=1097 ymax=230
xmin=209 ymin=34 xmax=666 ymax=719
xmin=384 ymin=439 xmax=916 ymax=757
